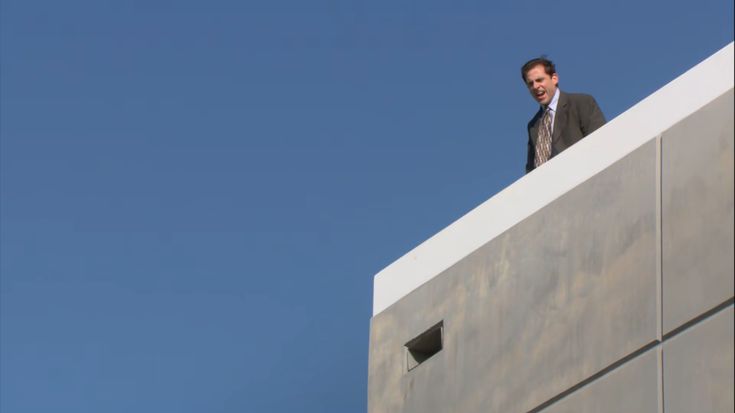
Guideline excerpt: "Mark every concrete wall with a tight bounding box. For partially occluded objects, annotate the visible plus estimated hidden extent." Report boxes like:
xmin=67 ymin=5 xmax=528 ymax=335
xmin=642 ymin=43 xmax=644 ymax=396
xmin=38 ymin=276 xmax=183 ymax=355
xmin=368 ymin=44 xmax=734 ymax=413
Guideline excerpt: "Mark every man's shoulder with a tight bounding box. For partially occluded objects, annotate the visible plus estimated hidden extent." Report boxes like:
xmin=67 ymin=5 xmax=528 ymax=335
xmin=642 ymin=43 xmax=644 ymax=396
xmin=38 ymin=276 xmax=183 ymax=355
xmin=527 ymin=107 xmax=543 ymax=127
xmin=561 ymin=91 xmax=598 ymax=106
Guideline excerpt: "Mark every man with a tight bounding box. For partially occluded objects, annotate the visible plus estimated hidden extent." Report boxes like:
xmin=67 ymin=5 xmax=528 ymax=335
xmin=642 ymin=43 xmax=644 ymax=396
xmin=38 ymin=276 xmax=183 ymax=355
xmin=522 ymin=57 xmax=606 ymax=173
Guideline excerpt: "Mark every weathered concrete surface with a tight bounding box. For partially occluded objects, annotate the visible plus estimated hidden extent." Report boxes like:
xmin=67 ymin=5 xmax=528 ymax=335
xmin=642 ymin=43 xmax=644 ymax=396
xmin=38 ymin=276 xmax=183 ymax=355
xmin=369 ymin=44 xmax=734 ymax=413
xmin=661 ymin=90 xmax=735 ymax=334
xmin=368 ymin=141 xmax=658 ymax=413
xmin=663 ymin=306 xmax=734 ymax=413
xmin=540 ymin=347 xmax=660 ymax=413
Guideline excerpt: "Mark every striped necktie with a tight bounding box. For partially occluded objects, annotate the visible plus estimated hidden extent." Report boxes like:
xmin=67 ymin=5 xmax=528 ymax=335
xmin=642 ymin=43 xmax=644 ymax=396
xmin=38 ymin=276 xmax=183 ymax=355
xmin=534 ymin=107 xmax=552 ymax=168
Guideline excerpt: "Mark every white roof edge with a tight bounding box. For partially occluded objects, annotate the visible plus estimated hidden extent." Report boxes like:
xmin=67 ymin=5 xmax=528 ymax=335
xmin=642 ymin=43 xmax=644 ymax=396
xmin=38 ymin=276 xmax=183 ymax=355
xmin=373 ymin=42 xmax=735 ymax=316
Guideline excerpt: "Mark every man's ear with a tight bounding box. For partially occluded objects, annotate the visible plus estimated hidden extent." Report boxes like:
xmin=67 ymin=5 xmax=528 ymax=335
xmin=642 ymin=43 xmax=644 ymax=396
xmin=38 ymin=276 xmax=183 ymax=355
xmin=552 ymin=73 xmax=559 ymax=86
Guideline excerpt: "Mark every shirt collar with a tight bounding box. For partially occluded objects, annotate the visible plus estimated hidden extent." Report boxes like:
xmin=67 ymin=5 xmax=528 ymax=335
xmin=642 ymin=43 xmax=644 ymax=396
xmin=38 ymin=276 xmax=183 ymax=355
xmin=544 ymin=88 xmax=560 ymax=113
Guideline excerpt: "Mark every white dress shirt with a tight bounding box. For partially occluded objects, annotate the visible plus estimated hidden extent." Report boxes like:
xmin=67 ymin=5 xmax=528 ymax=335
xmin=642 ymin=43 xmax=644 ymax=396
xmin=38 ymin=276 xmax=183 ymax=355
xmin=544 ymin=88 xmax=560 ymax=134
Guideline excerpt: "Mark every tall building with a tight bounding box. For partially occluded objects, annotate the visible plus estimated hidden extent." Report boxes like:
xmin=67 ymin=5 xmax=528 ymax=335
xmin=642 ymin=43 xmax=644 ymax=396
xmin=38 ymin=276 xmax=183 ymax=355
xmin=368 ymin=43 xmax=734 ymax=413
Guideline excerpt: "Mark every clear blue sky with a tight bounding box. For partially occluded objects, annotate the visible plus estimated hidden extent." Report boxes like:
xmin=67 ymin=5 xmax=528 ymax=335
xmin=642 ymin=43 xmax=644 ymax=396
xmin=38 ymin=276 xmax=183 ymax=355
xmin=1 ymin=1 xmax=732 ymax=411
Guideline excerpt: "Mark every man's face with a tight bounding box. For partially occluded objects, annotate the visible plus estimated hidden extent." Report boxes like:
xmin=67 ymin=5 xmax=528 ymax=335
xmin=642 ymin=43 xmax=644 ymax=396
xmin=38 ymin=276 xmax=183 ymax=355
xmin=524 ymin=65 xmax=559 ymax=105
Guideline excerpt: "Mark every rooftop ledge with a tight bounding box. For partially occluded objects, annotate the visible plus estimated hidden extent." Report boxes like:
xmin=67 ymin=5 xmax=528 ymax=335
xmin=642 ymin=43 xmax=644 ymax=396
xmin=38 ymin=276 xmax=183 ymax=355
xmin=373 ymin=42 xmax=734 ymax=316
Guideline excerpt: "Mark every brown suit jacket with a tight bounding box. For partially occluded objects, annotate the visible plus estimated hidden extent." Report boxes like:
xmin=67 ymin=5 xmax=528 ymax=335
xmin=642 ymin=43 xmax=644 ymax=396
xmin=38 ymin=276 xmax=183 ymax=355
xmin=526 ymin=91 xmax=606 ymax=173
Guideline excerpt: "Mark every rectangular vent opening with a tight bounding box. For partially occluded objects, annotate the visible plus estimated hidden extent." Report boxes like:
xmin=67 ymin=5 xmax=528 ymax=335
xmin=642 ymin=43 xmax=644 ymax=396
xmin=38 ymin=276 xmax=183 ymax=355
xmin=405 ymin=321 xmax=443 ymax=371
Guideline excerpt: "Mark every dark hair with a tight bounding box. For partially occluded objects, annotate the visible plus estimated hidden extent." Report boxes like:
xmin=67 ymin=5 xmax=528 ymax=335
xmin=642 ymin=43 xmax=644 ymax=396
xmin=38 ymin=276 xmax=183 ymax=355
xmin=521 ymin=57 xmax=556 ymax=82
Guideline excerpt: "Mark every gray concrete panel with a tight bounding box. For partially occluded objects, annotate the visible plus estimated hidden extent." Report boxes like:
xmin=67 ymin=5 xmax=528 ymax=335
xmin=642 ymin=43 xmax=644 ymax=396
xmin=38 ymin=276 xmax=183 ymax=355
xmin=663 ymin=306 xmax=734 ymax=413
xmin=368 ymin=141 xmax=659 ymax=413
xmin=661 ymin=90 xmax=735 ymax=334
xmin=540 ymin=347 xmax=660 ymax=413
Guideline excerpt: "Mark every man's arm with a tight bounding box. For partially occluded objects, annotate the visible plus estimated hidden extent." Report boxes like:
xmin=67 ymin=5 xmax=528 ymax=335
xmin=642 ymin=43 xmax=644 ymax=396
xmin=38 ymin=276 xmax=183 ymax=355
xmin=580 ymin=95 xmax=606 ymax=136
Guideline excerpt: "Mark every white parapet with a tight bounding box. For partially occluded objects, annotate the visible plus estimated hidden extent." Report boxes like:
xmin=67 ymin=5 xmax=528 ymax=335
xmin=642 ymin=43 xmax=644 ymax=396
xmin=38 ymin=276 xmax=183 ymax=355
xmin=373 ymin=42 xmax=735 ymax=316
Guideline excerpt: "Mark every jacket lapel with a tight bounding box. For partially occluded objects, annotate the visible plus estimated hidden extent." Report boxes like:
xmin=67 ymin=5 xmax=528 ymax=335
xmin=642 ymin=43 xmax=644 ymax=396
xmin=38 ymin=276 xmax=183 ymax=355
xmin=551 ymin=91 xmax=567 ymax=155
xmin=530 ymin=108 xmax=543 ymax=145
